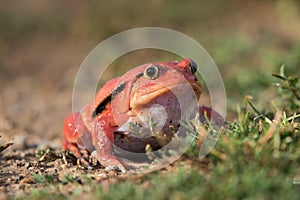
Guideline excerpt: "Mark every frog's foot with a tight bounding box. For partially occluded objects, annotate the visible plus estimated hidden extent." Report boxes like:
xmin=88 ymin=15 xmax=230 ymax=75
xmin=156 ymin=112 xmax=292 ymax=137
xmin=91 ymin=150 xmax=126 ymax=173
xmin=62 ymin=141 xmax=92 ymax=169
xmin=74 ymin=149 xmax=94 ymax=169
xmin=104 ymin=162 xmax=126 ymax=173
xmin=76 ymin=157 xmax=93 ymax=170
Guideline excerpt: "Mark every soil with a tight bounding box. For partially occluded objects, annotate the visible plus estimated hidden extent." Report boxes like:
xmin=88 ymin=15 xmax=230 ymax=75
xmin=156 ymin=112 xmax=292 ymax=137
xmin=0 ymin=38 xmax=96 ymax=198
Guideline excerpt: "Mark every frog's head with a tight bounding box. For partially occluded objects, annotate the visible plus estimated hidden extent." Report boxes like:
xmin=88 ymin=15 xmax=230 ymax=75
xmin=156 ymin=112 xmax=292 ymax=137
xmin=129 ymin=58 xmax=201 ymax=108
xmin=110 ymin=58 xmax=201 ymax=116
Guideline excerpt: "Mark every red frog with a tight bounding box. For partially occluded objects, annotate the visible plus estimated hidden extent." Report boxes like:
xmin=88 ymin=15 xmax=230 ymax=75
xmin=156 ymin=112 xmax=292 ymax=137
xmin=62 ymin=58 xmax=224 ymax=172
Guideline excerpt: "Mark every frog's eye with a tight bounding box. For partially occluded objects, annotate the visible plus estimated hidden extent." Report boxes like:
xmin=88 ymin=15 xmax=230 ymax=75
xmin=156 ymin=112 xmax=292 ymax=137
xmin=189 ymin=60 xmax=197 ymax=74
xmin=144 ymin=65 xmax=160 ymax=80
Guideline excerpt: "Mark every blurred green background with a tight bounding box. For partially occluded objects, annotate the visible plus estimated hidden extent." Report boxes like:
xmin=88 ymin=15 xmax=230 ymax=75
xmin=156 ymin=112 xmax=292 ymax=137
xmin=0 ymin=0 xmax=300 ymax=139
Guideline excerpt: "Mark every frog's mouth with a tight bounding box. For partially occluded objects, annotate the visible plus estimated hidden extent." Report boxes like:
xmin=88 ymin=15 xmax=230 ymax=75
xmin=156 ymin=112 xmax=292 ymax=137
xmin=131 ymin=82 xmax=201 ymax=108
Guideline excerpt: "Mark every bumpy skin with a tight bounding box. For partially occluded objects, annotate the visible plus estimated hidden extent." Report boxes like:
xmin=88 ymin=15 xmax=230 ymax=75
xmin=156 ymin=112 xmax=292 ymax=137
xmin=62 ymin=58 xmax=224 ymax=172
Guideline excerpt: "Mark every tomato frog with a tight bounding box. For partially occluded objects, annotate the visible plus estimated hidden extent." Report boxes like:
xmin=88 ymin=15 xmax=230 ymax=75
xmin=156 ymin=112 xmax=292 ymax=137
xmin=62 ymin=58 xmax=224 ymax=172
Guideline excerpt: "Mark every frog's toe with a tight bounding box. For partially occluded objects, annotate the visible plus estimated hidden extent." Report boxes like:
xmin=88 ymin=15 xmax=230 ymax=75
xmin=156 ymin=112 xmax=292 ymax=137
xmin=104 ymin=161 xmax=126 ymax=173
xmin=77 ymin=157 xmax=93 ymax=170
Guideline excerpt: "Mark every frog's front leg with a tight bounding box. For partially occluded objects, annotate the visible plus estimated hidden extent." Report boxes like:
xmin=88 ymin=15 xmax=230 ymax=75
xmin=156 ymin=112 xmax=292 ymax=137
xmin=92 ymin=117 xmax=126 ymax=173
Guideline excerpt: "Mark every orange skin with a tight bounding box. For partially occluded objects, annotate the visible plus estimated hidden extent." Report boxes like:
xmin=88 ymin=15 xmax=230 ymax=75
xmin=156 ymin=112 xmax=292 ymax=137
xmin=62 ymin=58 xmax=224 ymax=172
